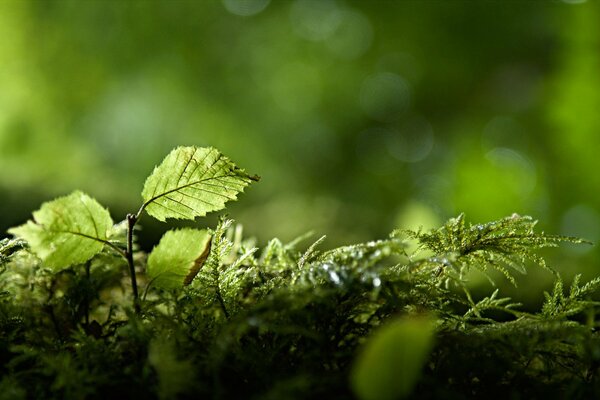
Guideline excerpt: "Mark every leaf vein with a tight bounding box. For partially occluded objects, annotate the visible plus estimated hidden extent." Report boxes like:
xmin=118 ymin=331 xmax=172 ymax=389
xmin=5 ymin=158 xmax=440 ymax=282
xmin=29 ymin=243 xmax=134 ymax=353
xmin=176 ymin=147 xmax=198 ymax=187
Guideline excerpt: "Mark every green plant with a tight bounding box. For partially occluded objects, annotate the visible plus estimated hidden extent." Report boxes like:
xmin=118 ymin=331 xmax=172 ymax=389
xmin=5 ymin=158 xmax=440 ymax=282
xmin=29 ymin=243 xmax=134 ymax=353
xmin=1 ymin=146 xmax=598 ymax=399
xmin=8 ymin=146 xmax=259 ymax=312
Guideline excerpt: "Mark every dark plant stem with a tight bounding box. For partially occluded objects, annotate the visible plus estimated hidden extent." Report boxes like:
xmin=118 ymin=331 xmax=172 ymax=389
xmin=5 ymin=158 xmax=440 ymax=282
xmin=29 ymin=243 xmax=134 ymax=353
xmin=126 ymin=213 xmax=140 ymax=314
xmin=216 ymin=289 xmax=230 ymax=320
xmin=214 ymin=273 xmax=230 ymax=319
xmin=84 ymin=261 xmax=91 ymax=326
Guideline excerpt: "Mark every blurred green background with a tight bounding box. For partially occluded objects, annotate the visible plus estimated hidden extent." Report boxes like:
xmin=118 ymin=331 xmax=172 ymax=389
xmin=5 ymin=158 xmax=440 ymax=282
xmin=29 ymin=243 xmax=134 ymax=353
xmin=1 ymin=0 xmax=598 ymax=298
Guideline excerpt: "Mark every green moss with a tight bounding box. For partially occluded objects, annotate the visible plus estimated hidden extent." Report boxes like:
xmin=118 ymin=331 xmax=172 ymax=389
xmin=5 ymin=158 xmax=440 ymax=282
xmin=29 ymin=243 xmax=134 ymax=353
xmin=1 ymin=147 xmax=598 ymax=399
xmin=1 ymin=211 xmax=598 ymax=399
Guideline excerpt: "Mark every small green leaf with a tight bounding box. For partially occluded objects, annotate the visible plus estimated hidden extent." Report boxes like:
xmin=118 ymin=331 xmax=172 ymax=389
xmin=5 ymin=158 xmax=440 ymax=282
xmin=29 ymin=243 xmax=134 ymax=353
xmin=351 ymin=316 xmax=436 ymax=400
xmin=141 ymin=146 xmax=258 ymax=222
xmin=147 ymin=228 xmax=212 ymax=289
xmin=8 ymin=191 xmax=113 ymax=270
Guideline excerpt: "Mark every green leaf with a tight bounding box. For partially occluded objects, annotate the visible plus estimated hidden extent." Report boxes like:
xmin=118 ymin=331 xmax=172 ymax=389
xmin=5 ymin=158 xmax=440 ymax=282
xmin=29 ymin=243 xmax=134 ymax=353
xmin=141 ymin=146 xmax=258 ymax=222
xmin=8 ymin=191 xmax=113 ymax=270
xmin=147 ymin=228 xmax=212 ymax=289
xmin=351 ymin=316 xmax=436 ymax=400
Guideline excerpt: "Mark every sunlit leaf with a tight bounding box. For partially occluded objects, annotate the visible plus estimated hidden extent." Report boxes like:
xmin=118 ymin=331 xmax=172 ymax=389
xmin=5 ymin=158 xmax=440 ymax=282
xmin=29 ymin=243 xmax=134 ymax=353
xmin=351 ymin=316 xmax=436 ymax=400
xmin=141 ymin=146 xmax=258 ymax=222
xmin=8 ymin=191 xmax=113 ymax=270
xmin=147 ymin=228 xmax=212 ymax=289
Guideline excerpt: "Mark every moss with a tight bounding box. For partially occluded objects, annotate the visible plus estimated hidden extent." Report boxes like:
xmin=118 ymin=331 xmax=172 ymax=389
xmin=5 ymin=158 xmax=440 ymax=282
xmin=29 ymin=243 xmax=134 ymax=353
xmin=0 ymin=213 xmax=598 ymax=399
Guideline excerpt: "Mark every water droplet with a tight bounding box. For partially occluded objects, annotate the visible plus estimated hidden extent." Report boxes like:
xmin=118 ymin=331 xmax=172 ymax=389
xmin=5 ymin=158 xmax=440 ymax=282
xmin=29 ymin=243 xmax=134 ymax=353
xmin=329 ymin=271 xmax=341 ymax=285
xmin=353 ymin=250 xmax=364 ymax=259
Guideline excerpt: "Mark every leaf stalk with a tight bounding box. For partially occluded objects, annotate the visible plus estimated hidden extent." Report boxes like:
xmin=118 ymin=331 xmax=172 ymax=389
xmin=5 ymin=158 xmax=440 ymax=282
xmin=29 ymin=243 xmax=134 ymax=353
xmin=126 ymin=213 xmax=140 ymax=314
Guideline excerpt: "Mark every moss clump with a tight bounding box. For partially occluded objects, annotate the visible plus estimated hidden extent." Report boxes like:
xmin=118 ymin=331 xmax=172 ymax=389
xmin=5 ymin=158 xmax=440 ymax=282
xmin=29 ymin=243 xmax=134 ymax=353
xmin=0 ymin=214 xmax=598 ymax=399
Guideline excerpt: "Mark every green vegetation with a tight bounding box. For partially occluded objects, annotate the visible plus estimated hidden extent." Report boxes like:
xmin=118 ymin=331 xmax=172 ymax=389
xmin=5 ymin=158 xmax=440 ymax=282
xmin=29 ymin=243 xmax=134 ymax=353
xmin=0 ymin=3 xmax=598 ymax=398
xmin=2 ymin=1 xmax=599 ymax=268
xmin=8 ymin=146 xmax=257 ymax=310
xmin=1 ymin=146 xmax=598 ymax=399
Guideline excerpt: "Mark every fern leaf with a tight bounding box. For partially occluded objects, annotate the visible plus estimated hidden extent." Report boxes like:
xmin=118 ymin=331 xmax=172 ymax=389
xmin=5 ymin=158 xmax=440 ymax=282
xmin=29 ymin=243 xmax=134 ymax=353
xmin=409 ymin=213 xmax=588 ymax=286
xmin=576 ymin=276 xmax=600 ymax=298
xmin=8 ymin=191 xmax=113 ymax=270
xmin=147 ymin=228 xmax=212 ymax=289
xmin=298 ymin=235 xmax=327 ymax=269
xmin=141 ymin=146 xmax=258 ymax=222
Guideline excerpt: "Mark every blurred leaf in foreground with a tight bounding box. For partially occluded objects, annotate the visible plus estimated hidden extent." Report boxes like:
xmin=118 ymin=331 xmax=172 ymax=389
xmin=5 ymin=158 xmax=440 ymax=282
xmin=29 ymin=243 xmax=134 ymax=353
xmin=351 ymin=316 xmax=436 ymax=400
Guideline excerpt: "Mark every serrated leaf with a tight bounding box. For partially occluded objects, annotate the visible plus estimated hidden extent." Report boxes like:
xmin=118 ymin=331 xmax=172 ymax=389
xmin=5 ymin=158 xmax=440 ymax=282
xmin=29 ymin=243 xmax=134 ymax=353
xmin=351 ymin=316 xmax=436 ymax=400
xmin=8 ymin=191 xmax=113 ymax=270
xmin=147 ymin=228 xmax=212 ymax=289
xmin=141 ymin=146 xmax=258 ymax=222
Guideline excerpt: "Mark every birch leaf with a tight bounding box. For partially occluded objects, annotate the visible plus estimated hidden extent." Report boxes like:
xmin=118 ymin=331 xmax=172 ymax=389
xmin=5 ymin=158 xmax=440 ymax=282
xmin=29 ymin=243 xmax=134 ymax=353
xmin=8 ymin=191 xmax=113 ymax=270
xmin=141 ymin=146 xmax=258 ymax=222
xmin=147 ymin=228 xmax=212 ymax=289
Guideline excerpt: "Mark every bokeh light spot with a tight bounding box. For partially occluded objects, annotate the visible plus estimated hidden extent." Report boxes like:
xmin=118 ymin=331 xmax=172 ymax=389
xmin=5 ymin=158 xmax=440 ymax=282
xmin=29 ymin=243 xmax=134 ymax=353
xmin=269 ymin=62 xmax=322 ymax=116
xmin=222 ymin=0 xmax=271 ymax=16
xmin=360 ymin=72 xmax=410 ymax=122
xmin=356 ymin=126 xmax=401 ymax=176
xmin=290 ymin=0 xmax=342 ymax=41
xmin=451 ymin=146 xmax=539 ymax=222
xmin=376 ymin=53 xmax=422 ymax=84
xmin=481 ymin=116 xmax=528 ymax=152
xmin=386 ymin=117 xmax=434 ymax=163
xmin=561 ymin=204 xmax=600 ymax=254
xmin=414 ymin=174 xmax=453 ymax=212
xmin=485 ymin=147 xmax=536 ymax=197
xmin=325 ymin=9 xmax=373 ymax=60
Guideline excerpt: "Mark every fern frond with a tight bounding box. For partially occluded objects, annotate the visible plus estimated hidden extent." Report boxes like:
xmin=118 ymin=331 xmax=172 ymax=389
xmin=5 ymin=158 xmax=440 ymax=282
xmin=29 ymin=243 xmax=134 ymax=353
xmin=319 ymin=237 xmax=406 ymax=269
xmin=407 ymin=213 xmax=588 ymax=286
xmin=298 ymin=235 xmax=327 ymax=270
xmin=462 ymin=289 xmax=521 ymax=321
xmin=542 ymin=274 xmax=600 ymax=319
